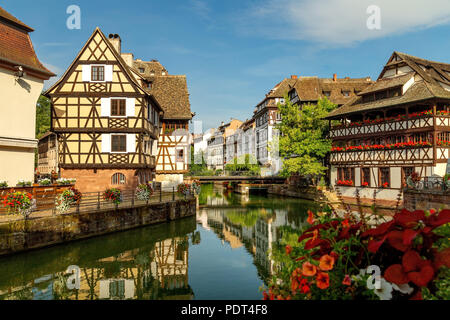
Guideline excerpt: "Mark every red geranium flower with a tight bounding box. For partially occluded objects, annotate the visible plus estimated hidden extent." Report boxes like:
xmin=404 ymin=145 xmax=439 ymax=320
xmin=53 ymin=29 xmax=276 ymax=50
xmin=285 ymin=245 xmax=292 ymax=255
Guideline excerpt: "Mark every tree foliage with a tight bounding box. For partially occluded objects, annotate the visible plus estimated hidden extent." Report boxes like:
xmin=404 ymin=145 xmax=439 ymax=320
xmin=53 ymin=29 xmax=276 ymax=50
xmin=276 ymin=96 xmax=336 ymax=177
xmin=36 ymin=94 xmax=51 ymax=139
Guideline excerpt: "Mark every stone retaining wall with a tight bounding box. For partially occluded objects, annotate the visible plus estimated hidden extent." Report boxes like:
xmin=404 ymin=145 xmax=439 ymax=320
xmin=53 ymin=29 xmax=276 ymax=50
xmin=0 ymin=199 xmax=196 ymax=257
xmin=403 ymin=190 xmax=450 ymax=211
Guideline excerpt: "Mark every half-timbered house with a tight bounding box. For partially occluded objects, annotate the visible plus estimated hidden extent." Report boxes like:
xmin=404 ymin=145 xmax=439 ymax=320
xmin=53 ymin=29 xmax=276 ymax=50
xmin=131 ymin=59 xmax=193 ymax=190
xmin=45 ymin=28 xmax=163 ymax=192
xmin=325 ymin=52 xmax=450 ymax=203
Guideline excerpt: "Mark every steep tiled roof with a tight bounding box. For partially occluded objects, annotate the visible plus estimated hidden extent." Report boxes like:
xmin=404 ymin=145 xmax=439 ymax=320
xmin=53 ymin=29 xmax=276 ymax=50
xmin=0 ymin=6 xmax=54 ymax=78
xmin=326 ymin=52 xmax=450 ymax=119
xmin=133 ymin=60 xmax=167 ymax=76
xmin=143 ymin=74 xmax=192 ymax=120
xmin=0 ymin=6 xmax=33 ymax=31
xmin=290 ymin=76 xmax=373 ymax=106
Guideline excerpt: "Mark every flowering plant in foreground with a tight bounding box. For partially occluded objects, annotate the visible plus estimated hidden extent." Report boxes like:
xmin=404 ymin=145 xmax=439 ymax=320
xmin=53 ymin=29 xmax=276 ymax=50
xmin=2 ymin=191 xmax=35 ymax=215
xmin=55 ymin=187 xmax=82 ymax=213
xmin=136 ymin=184 xmax=154 ymax=201
xmin=264 ymin=208 xmax=450 ymax=300
xmin=104 ymin=188 xmax=122 ymax=205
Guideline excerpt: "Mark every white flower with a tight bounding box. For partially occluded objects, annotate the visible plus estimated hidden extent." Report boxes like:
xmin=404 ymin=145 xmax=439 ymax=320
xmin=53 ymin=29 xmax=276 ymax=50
xmin=373 ymin=278 xmax=393 ymax=300
xmin=392 ymin=283 xmax=414 ymax=295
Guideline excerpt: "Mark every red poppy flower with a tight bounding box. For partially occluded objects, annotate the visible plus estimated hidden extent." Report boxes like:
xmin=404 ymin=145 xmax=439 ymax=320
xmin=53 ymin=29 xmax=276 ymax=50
xmin=302 ymin=262 xmax=317 ymax=277
xmin=316 ymin=272 xmax=330 ymax=289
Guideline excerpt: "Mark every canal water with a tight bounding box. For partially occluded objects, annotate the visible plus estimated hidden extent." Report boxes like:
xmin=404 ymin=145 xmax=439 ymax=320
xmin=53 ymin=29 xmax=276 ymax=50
xmin=0 ymin=184 xmax=324 ymax=300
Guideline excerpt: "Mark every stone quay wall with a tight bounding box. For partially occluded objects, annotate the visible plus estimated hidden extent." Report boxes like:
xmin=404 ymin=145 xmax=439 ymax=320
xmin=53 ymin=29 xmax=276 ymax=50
xmin=0 ymin=199 xmax=196 ymax=257
xmin=403 ymin=190 xmax=450 ymax=211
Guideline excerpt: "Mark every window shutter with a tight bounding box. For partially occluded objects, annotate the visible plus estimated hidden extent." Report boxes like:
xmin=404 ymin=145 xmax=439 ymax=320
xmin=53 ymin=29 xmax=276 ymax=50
xmin=127 ymin=134 xmax=136 ymax=153
xmin=102 ymin=134 xmax=111 ymax=153
xmin=105 ymin=65 xmax=113 ymax=82
xmin=126 ymin=98 xmax=135 ymax=117
xmin=101 ymin=98 xmax=111 ymax=117
xmin=82 ymin=65 xmax=91 ymax=82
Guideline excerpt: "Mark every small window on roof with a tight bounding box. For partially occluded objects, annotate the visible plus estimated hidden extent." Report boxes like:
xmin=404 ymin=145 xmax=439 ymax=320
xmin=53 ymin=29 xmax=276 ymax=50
xmin=139 ymin=68 xmax=145 ymax=73
xmin=323 ymin=91 xmax=331 ymax=97
xmin=342 ymin=91 xmax=350 ymax=97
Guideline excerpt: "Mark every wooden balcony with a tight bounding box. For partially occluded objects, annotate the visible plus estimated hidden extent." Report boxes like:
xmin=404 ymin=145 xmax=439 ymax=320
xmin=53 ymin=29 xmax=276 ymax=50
xmin=330 ymin=116 xmax=450 ymax=139
xmin=330 ymin=146 xmax=449 ymax=166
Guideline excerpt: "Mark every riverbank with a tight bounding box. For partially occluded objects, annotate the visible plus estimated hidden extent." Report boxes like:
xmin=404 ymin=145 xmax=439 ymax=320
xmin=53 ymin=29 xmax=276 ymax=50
xmin=0 ymin=198 xmax=196 ymax=257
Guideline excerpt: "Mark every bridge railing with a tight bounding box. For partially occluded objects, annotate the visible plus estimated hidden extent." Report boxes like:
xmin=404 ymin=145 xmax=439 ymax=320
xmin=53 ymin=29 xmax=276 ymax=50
xmin=0 ymin=186 xmax=195 ymax=219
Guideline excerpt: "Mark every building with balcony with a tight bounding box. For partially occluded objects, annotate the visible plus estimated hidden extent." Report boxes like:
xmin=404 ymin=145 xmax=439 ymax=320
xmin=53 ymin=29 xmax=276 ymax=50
xmin=325 ymin=52 xmax=450 ymax=202
xmin=0 ymin=6 xmax=54 ymax=187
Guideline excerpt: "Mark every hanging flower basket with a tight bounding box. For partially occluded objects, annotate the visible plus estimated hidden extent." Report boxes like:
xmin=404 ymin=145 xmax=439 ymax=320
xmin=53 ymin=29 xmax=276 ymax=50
xmin=136 ymin=184 xmax=154 ymax=201
xmin=55 ymin=187 xmax=82 ymax=213
xmin=2 ymin=191 xmax=35 ymax=216
xmin=191 ymin=181 xmax=201 ymax=195
xmin=104 ymin=188 xmax=122 ymax=205
xmin=177 ymin=183 xmax=190 ymax=196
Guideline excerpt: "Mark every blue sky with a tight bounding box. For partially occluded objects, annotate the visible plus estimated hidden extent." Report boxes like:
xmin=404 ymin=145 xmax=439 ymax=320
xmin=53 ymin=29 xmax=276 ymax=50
xmin=3 ymin=0 xmax=450 ymax=130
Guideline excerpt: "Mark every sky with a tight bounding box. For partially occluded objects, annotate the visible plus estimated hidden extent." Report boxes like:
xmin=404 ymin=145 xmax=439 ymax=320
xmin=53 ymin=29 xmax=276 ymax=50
xmin=2 ymin=0 xmax=450 ymax=130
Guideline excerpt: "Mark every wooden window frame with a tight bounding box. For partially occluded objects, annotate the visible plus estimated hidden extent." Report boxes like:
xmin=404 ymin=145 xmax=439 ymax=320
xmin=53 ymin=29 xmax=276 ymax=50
xmin=176 ymin=149 xmax=184 ymax=162
xmin=91 ymin=65 xmax=105 ymax=82
xmin=111 ymin=173 xmax=126 ymax=185
xmin=361 ymin=167 xmax=371 ymax=186
xmin=401 ymin=167 xmax=415 ymax=187
xmin=111 ymin=99 xmax=126 ymax=117
xmin=379 ymin=167 xmax=391 ymax=188
xmin=111 ymin=134 xmax=127 ymax=153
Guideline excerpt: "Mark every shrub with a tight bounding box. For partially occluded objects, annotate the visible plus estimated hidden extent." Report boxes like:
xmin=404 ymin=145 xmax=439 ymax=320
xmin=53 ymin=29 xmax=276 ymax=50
xmin=0 ymin=181 xmax=8 ymax=188
xmin=56 ymin=178 xmax=75 ymax=185
xmin=104 ymin=188 xmax=122 ymax=205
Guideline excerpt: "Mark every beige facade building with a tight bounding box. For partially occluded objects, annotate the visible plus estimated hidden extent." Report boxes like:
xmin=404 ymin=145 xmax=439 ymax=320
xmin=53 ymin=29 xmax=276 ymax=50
xmin=0 ymin=6 xmax=54 ymax=186
xmin=37 ymin=132 xmax=58 ymax=175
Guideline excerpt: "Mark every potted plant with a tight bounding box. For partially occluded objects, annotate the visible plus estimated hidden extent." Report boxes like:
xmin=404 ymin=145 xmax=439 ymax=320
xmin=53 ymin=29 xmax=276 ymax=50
xmin=16 ymin=180 xmax=32 ymax=188
xmin=38 ymin=178 xmax=52 ymax=186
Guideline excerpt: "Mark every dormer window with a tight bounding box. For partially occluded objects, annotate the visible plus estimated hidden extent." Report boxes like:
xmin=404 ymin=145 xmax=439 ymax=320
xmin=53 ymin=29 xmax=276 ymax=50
xmin=323 ymin=91 xmax=331 ymax=97
xmin=342 ymin=91 xmax=350 ymax=97
xmin=139 ymin=68 xmax=145 ymax=73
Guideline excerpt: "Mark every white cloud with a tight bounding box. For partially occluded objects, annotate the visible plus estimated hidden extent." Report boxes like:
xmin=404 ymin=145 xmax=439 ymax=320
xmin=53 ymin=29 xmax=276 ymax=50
xmin=240 ymin=0 xmax=450 ymax=45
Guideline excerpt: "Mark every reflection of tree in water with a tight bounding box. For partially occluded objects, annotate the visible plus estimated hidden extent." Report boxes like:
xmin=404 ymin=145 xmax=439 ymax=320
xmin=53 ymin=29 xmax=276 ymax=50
xmin=225 ymin=208 xmax=274 ymax=228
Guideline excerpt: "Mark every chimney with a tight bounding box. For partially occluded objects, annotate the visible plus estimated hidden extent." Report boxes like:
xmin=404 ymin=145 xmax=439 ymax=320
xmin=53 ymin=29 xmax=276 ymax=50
xmin=333 ymin=73 xmax=337 ymax=82
xmin=291 ymin=75 xmax=298 ymax=79
xmin=108 ymin=34 xmax=121 ymax=54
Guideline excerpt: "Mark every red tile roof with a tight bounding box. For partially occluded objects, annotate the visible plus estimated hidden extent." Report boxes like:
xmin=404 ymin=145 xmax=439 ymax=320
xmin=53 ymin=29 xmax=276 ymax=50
xmin=0 ymin=6 xmax=54 ymax=78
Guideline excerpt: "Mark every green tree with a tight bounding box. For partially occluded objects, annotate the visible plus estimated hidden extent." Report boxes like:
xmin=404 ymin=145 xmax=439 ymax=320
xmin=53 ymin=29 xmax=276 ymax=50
xmin=36 ymin=94 xmax=51 ymax=139
xmin=275 ymin=96 xmax=337 ymax=178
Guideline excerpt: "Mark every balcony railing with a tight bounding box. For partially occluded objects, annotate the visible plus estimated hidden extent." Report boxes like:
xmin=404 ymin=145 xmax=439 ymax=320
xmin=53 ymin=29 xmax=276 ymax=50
xmin=330 ymin=146 xmax=450 ymax=165
xmin=330 ymin=115 xmax=450 ymax=139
